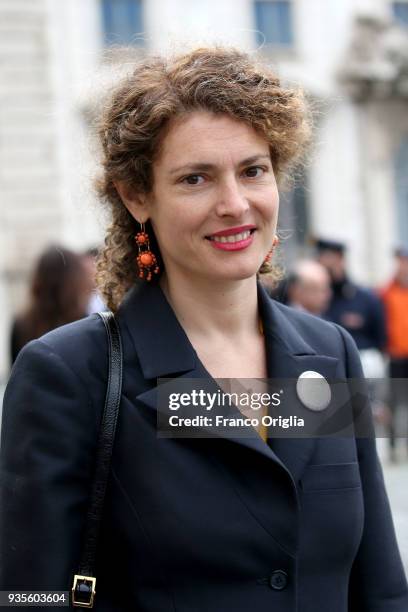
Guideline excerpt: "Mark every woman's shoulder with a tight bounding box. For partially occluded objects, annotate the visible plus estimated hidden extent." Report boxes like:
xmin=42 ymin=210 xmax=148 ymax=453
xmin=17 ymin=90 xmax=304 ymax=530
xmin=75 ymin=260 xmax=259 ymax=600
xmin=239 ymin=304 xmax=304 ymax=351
xmin=272 ymin=298 xmax=335 ymax=333
xmin=38 ymin=313 xmax=107 ymax=354
xmin=12 ymin=314 xmax=109 ymax=393
xmin=271 ymin=299 xmax=358 ymax=361
xmin=3 ymin=315 xmax=112 ymax=437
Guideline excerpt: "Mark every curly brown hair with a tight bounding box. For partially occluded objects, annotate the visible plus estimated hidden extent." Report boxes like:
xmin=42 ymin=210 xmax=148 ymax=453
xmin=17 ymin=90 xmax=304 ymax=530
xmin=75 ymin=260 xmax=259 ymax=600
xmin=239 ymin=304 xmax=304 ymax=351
xmin=95 ymin=46 xmax=311 ymax=311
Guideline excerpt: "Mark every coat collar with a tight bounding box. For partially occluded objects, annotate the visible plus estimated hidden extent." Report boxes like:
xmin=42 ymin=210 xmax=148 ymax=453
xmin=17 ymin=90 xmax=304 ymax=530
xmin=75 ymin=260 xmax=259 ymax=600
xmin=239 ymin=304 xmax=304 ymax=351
xmin=257 ymin=286 xmax=339 ymax=482
xmin=118 ymin=282 xmax=197 ymax=380
xmin=117 ymin=281 xmax=321 ymax=378
xmin=117 ymin=281 xmax=339 ymax=483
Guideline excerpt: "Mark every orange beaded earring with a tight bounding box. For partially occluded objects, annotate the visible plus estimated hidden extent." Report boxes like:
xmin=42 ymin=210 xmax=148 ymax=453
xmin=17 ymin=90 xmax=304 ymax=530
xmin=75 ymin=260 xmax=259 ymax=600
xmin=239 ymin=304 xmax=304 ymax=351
xmin=135 ymin=222 xmax=160 ymax=281
xmin=263 ymin=235 xmax=279 ymax=265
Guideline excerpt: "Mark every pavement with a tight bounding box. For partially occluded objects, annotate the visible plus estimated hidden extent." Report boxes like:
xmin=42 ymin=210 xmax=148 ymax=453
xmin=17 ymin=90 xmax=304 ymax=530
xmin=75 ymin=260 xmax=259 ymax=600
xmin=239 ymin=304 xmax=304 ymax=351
xmin=377 ymin=437 xmax=408 ymax=574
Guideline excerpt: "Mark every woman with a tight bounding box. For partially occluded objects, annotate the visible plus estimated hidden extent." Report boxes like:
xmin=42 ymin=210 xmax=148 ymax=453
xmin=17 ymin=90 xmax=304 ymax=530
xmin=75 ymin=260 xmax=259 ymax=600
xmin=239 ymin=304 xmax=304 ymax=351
xmin=10 ymin=245 xmax=92 ymax=363
xmin=1 ymin=47 xmax=407 ymax=611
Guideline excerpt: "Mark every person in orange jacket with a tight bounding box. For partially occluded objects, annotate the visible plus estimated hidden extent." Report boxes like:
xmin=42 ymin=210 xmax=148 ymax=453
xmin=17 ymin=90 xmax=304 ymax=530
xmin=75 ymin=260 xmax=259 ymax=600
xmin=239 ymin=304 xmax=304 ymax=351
xmin=380 ymin=247 xmax=408 ymax=461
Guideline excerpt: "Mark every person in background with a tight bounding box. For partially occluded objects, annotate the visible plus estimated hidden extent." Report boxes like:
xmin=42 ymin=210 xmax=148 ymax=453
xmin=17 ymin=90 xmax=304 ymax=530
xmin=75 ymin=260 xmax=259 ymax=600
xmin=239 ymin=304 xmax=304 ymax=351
xmin=316 ymin=238 xmax=387 ymax=379
xmin=285 ymin=259 xmax=331 ymax=316
xmin=10 ymin=245 xmax=92 ymax=364
xmin=380 ymin=247 xmax=408 ymax=461
xmin=82 ymin=247 xmax=106 ymax=315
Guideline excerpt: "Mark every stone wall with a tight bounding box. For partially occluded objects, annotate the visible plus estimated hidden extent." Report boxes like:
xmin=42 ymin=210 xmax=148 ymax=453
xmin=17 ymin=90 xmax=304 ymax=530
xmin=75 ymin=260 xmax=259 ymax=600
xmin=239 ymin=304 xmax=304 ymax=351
xmin=0 ymin=0 xmax=62 ymax=381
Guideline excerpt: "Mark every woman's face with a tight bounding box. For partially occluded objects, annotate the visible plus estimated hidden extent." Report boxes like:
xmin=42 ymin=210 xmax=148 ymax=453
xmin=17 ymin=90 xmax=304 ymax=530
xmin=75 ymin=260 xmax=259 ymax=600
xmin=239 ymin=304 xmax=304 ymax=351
xmin=135 ymin=111 xmax=279 ymax=286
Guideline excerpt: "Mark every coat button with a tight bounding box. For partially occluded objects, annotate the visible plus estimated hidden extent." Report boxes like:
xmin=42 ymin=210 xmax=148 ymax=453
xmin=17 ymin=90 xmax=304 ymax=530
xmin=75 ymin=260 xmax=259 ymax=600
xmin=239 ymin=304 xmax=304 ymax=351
xmin=269 ymin=570 xmax=288 ymax=590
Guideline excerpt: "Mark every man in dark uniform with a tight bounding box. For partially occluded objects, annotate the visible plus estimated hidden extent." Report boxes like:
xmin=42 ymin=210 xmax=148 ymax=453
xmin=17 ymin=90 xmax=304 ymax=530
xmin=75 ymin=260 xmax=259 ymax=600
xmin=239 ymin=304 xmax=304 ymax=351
xmin=315 ymin=238 xmax=386 ymax=353
xmin=316 ymin=239 xmax=388 ymax=436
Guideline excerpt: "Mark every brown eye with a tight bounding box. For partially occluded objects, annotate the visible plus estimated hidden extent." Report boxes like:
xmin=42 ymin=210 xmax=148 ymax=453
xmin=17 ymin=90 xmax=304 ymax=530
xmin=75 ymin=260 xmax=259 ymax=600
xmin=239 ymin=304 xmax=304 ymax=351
xmin=182 ymin=174 xmax=204 ymax=185
xmin=245 ymin=166 xmax=264 ymax=178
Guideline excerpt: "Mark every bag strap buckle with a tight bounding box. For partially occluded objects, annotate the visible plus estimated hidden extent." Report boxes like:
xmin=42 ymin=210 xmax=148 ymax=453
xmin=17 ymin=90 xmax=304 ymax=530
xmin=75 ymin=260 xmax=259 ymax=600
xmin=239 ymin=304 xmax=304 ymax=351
xmin=71 ymin=575 xmax=96 ymax=608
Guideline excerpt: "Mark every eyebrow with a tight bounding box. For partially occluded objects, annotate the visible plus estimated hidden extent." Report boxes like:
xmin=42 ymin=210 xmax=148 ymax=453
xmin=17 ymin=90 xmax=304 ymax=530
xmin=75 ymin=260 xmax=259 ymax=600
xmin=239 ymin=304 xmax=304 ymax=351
xmin=168 ymin=154 xmax=272 ymax=175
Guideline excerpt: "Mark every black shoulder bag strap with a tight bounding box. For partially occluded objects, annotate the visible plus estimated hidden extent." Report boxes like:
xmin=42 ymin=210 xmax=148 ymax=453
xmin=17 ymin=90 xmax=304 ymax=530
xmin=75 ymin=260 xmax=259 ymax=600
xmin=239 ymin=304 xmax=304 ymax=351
xmin=71 ymin=311 xmax=123 ymax=608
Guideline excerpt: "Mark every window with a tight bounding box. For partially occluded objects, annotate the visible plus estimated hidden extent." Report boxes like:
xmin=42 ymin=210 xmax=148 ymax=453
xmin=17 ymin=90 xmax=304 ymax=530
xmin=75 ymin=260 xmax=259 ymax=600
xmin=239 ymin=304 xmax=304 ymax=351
xmin=394 ymin=137 xmax=408 ymax=245
xmin=102 ymin=0 xmax=144 ymax=46
xmin=393 ymin=1 xmax=408 ymax=25
xmin=278 ymin=170 xmax=310 ymax=264
xmin=254 ymin=0 xmax=294 ymax=47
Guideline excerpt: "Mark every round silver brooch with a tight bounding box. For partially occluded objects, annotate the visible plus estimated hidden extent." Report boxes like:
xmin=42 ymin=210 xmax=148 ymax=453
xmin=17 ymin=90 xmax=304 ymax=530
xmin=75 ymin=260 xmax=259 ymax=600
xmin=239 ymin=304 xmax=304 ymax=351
xmin=296 ymin=371 xmax=331 ymax=412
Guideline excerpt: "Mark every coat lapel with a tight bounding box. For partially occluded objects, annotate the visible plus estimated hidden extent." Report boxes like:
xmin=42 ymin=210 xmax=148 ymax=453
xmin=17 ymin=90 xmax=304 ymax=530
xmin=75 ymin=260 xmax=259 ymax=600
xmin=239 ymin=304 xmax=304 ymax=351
xmin=117 ymin=284 xmax=289 ymax=470
xmin=258 ymin=284 xmax=339 ymax=483
xmin=117 ymin=282 xmax=339 ymax=484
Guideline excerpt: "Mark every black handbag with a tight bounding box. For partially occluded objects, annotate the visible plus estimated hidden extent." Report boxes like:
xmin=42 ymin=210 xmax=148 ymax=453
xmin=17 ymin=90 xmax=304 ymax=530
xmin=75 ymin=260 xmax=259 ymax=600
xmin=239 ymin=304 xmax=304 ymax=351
xmin=71 ymin=311 xmax=123 ymax=608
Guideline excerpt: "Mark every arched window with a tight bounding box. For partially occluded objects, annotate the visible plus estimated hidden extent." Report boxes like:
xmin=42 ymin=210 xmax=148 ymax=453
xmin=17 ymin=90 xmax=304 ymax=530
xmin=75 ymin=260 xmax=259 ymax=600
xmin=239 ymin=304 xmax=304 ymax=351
xmin=394 ymin=137 xmax=408 ymax=244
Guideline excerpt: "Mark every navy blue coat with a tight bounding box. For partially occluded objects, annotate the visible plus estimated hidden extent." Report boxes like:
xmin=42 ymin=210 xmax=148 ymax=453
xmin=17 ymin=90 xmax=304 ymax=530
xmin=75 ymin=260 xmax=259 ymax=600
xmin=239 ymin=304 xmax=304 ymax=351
xmin=1 ymin=282 xmax=407 ymax=611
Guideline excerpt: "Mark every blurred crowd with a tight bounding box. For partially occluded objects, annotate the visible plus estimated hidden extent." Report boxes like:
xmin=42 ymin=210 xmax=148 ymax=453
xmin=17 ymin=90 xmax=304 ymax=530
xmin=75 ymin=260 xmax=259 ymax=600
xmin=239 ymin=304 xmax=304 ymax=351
xmin=9 ymin=239 xmax=408 ymax=463
xmin=263 ymin=239 xmax=408 ymax=463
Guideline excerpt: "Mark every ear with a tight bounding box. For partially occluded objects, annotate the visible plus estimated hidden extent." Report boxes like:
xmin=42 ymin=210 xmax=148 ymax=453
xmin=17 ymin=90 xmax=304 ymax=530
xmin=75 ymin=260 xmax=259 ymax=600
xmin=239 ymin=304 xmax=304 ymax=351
xmin=114 ymin=180 xmax=150 ymax=223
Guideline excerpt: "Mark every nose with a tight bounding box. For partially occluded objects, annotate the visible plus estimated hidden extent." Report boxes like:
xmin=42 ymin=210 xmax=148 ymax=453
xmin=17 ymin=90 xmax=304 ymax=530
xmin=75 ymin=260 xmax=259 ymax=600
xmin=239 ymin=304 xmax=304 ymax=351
xmin=214 ymin=178 xmax=250 ymax=218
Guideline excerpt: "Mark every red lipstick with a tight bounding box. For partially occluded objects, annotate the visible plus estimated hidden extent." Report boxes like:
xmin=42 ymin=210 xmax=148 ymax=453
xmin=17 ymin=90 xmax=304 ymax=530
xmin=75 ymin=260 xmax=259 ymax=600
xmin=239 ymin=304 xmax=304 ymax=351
xmin=208 ymin=224 xmax=256 ymax=238
xmin=206 ymin=225 xmax=256 ymax=252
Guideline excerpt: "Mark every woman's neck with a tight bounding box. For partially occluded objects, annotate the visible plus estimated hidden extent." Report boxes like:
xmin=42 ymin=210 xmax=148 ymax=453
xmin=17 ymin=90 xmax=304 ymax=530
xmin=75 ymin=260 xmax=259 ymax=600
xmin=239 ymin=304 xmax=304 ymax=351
xmin=159 ymin=273 xmax=260 ymax=342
